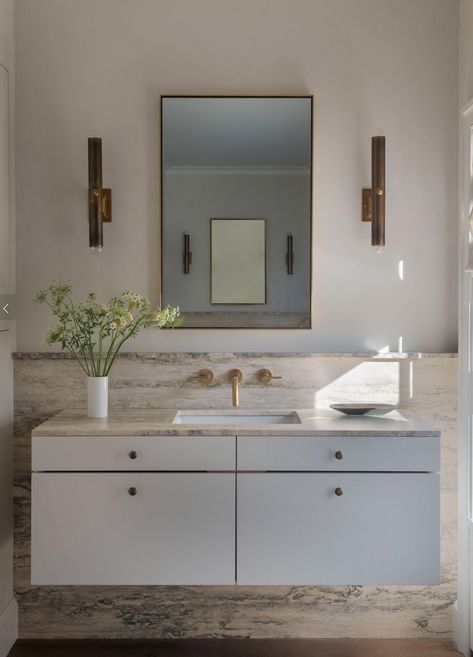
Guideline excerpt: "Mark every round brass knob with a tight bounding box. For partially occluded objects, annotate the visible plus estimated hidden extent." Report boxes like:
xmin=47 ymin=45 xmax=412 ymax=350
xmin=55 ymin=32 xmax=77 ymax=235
xmin=334 ymin=487 xmax=343 ymax=496
xmin=198 ymin=369 xmax=214 ymax=385
xmin=128 ymin=487 xmax=137 ymax=496
xmin=128 ymin=451 xmax=137 ymax=460
xmin=335 ymin=450 xmax=343 ymax=460
xmin=229 ymin=368 xmax=243 ymax=382
xmin=257 ymin=368 xmax=282 ymax=384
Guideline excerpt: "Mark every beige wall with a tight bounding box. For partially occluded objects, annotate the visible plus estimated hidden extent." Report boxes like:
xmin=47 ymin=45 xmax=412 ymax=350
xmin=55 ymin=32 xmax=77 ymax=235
xmin=460 ymin=0 xmax=473 ymax=107
xmin=0 ymin=0 xmax=13 ymax=69
xmin=15 ymin=0 xmax=459 ymax=354
xmin=0 ymin=0 xmax=15 ymax=645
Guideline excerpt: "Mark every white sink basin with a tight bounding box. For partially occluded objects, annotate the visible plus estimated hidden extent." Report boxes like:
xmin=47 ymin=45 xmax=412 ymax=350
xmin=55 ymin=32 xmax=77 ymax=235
xmin=173 ymin=412 xmax=302 ymax=425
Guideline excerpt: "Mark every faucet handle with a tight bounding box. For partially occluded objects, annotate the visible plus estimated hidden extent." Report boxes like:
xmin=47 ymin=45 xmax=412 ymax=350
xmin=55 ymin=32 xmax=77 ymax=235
xmin=229 ymin=369 xmax=242 ymax=382
xmin=198 ymin=369 xmax=214 ymax=385
xmin=257 ymin=368 xmax=282 ymax=384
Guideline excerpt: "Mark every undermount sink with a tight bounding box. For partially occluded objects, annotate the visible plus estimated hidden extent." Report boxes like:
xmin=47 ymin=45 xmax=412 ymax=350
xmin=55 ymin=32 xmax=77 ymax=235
xmin=172 ymin=411 xmax=302 ymax=425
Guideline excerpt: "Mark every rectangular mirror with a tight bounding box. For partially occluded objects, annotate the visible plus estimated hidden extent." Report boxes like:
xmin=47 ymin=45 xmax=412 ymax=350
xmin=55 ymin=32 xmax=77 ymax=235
xmin=161 ymin=95 xmax=313 ymax=329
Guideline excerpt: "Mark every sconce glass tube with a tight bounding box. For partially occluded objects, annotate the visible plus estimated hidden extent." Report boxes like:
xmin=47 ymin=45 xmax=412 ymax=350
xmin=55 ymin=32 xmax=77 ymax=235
xmin=88 ymin=137 xmax=103 ymax=251
xmin=286 ymin=234 xmax=294 ymax=275
xmin=183 ymin=233 xmax=192 ymax=274
xmin=371 ymin=136 xmax=385 ymax=249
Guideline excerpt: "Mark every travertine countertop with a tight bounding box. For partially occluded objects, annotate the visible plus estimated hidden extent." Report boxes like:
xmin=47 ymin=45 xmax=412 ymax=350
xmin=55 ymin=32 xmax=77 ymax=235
xmin=32 ymin=408 xmax=440 ymax=437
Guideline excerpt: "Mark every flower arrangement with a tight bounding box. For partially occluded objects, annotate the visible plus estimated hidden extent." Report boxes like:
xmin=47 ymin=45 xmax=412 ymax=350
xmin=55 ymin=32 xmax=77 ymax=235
xmin=34 ymin=280 xmax=182 ymax=377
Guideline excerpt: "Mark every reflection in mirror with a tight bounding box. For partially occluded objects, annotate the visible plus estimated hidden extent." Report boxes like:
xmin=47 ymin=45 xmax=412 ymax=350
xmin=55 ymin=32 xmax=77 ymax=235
xmin=211 ymin=219 xmax=266 ymax=305
xmin=161 ymin=96 xmax=313 ymax=328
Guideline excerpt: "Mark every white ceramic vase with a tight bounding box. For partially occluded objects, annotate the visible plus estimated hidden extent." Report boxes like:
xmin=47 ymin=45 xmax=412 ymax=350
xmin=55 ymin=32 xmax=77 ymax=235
xmin=87 ymin=376 xmax=109 ymax=418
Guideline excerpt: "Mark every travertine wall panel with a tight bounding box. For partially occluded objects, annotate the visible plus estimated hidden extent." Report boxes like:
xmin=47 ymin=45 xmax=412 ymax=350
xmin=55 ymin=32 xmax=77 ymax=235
xmin=14 ymin=353 xmax=457 ymax=639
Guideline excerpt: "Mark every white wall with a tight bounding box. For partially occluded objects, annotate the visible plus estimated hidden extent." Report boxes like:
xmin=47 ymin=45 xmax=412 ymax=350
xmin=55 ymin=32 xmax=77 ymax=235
xmin=15 ymin=0 xmax=459 ymax=353
xmin=460 ymin=0 xmax=473 ymax=108
xmin=0 ymin=0 xmax=16 ymax=652
xmin=455 ymin=3 xmax=473 ymax=655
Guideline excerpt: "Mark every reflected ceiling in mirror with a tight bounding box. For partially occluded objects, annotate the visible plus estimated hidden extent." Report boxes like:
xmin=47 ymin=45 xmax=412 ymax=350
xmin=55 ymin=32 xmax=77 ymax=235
xmin=161 ymin=96 xmax=313 ymax=329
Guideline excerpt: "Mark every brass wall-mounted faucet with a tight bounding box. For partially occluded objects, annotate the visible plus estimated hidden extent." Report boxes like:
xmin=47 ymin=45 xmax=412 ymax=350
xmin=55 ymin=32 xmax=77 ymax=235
xmin=257 ymin=369 xmax=282 ymax=384
xmin=229 ymin=369 xmax=242 ymax=407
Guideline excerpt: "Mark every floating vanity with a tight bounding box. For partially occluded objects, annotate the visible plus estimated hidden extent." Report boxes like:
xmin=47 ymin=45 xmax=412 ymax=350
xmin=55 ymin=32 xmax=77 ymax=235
xmin=31 ymin=409 xmax=440 ymax=586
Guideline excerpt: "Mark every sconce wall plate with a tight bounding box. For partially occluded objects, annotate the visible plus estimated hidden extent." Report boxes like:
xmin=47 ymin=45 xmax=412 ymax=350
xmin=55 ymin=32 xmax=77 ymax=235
xmin=361 ymin=188 xmax=372 ymax=222
xmin=101 ymin=189 xmax=112 ymax=222
xmin=88 ymin=137 xmax=112 ymax=251
xmin=361 ymin=136 xmax=385 ymax=247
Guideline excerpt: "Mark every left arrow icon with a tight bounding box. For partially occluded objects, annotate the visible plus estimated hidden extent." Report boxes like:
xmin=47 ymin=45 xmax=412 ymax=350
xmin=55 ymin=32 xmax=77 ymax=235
xmin=2 ymin=304 xmax=8 ymax=314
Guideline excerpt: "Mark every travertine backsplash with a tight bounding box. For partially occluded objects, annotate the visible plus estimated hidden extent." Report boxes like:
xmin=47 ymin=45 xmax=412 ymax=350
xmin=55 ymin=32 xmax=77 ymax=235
xmin=14 ymin=352 xmax=457 ymax=639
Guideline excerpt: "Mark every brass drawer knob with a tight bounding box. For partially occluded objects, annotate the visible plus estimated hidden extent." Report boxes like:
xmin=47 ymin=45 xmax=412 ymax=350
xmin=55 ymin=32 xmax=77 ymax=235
xmin=128 ymin=450 xmax=137 ymax=460
xmin=334 ymin=487 xmax=343 ymax=496
xmin=128 ymin=487 xmax=137 ymax=496
xmin=335 ymin=450 xmax=343 ymax=460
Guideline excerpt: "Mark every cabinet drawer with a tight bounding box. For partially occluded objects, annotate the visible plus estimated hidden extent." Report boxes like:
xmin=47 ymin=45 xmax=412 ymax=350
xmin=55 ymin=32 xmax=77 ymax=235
xmin=237 ymin=472 xmax=440 ymax=585
xmin=32 ymin=435 xmax=236 ymax=471
xmin=32 ymin=472 xmax=235 ymax=585
xmin=237 ymin=435 xmax=439 ymax=472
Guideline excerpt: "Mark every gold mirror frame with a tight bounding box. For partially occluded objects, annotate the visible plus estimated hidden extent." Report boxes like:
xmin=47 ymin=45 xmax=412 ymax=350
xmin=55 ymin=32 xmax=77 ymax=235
xmin=159 ymin=94 xmax=314 ymax=329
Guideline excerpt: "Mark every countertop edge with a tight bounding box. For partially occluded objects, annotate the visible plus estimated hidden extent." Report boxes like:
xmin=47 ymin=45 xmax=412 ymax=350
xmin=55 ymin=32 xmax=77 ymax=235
xmin=31 ymin=429 xmax=441 ymax=437
xmin=30 ymin=408 xmax=441 ymax=438
xmin=14 ymin=351 xmax=458 ymax=360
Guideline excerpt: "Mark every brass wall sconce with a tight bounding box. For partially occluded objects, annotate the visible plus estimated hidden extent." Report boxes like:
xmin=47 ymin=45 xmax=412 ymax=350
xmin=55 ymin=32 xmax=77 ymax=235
xmin=88 ymin=137 xmax=112 ymax=251
xmin=362 ymin=136 xmax=385 ymax=251
xmin=183 ymin=233 xmax=192 ymax=274
xmin=286 ymin=234 xmax=294 ymax=275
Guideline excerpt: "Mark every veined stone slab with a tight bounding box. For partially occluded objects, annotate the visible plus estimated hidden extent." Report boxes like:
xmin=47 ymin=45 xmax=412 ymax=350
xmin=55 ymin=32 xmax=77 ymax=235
xmin=14 ymin=352 xmax=457 ymax=639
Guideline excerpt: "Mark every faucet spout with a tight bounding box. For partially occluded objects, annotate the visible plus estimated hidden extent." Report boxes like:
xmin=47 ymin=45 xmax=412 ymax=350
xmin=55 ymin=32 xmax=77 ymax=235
xmin=229 ymin=369 xmax=243 ymax=407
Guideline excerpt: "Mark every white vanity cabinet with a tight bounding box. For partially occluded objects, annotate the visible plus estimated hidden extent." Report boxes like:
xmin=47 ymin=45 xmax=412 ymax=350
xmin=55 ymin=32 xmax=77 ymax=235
xmin=31 ymin=435 xmax=236 ymax=585
xmin=237 ymin=435 xmax=440 ymax=585
xmin=31 ymin=419 xmax=440 ymax=586
xmin=237 ymin=472 xmax=439 ymax=585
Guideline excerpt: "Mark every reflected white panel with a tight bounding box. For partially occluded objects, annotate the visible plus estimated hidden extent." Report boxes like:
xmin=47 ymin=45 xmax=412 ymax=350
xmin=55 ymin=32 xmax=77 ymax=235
xmin=211 ymin=218 xmax=266 ymax=304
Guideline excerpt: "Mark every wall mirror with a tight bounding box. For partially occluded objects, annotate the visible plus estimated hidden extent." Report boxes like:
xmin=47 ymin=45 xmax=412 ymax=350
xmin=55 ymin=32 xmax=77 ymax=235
xmin=160 ymin=95 xmax=313 ymax=328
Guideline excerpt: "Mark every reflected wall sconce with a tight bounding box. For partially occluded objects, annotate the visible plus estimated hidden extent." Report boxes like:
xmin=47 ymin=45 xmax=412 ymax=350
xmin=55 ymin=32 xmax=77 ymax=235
xmin=362 ymin=136 xmax=385 ymax=251
xmin=183 ymin=233 xmax=192 ymax=274
xmin=286 ymin=233 xmax=294 ymax=275
xmin=88 ymin=137 xmax=112 ymax=252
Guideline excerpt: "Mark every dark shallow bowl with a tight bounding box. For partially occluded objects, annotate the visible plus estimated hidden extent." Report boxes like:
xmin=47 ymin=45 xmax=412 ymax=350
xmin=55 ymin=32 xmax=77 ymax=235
xmin=329 ymin=403 xmax=397 ymax=416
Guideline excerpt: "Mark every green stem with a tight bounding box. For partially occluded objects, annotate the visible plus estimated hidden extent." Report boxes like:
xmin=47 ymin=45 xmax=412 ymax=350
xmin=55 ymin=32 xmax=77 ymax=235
xmin=103 ymin=326 xmax=120 ymax=374
xmin=65 ymin=344 xmax=90 ymax=376
xmin=98 ymin=316 xmax=121 ymax=374
xmin=60 ymin=297 xmax=94 ymax=373
xmin=103 ymin=316 xmax=146 ymax=377
xmin=97 ymin=326 xmax=103 ymax=376
xmin=45 ymin=299 xmax=91 ymax=375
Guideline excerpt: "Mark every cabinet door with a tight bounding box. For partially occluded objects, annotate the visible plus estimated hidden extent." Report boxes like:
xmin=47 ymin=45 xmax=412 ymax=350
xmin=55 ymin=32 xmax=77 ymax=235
xmin=32 ymin=473 xmax=235 ymax=585
xmin=237 ymin=473 xmax=439 ymax=585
